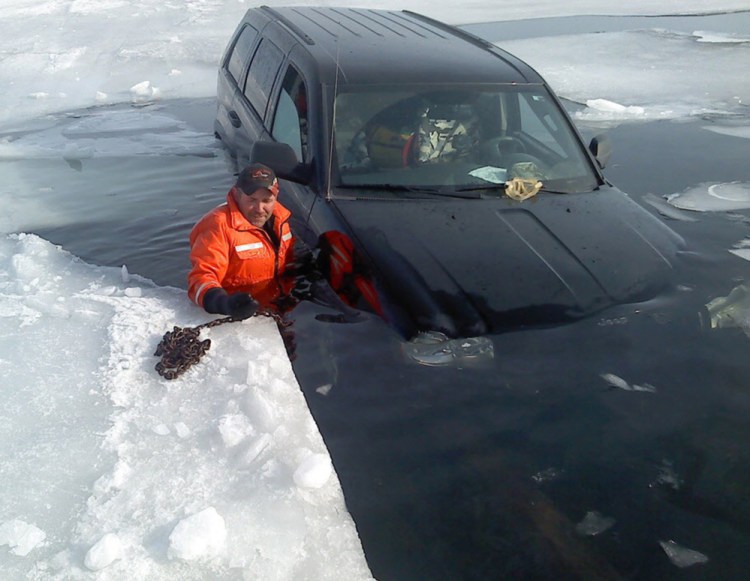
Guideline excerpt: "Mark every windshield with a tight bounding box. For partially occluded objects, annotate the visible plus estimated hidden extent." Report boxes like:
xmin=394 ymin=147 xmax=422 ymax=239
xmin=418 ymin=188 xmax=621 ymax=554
xmin=334 ymin=85 xmax=600 ymax=195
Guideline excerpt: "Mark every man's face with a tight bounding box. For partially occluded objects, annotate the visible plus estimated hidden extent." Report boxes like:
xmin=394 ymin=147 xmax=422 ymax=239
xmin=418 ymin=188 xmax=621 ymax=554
xmin=236 ymin=187 xmax=276 ymax=227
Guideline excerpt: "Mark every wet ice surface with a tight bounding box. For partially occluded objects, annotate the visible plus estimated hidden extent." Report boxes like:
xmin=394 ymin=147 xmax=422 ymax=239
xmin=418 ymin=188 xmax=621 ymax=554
xmin=0 ymin=106 xmax=219 ymax=159
xmin=496 ymin=25 xmax=750 ymax=123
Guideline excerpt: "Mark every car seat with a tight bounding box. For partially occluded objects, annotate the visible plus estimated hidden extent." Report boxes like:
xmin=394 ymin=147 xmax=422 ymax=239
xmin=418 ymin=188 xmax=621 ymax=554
xmin=410 ymin=102 xmax=479 ymax=165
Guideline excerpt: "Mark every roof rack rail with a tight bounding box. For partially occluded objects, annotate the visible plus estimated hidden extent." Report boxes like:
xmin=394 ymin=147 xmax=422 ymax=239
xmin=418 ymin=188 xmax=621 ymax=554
xmin=403 ymin=10 xmax=497 ymax=52
xmin=260 ymin=5 xmax=316 ymax=45
xmin=404 ymin=10 xmax=530 ymax=78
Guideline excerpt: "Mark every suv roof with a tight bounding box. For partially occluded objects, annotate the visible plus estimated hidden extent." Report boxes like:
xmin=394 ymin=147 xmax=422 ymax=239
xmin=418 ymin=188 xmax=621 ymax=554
xmin=257 ymin=6 xmax=543 ymax=86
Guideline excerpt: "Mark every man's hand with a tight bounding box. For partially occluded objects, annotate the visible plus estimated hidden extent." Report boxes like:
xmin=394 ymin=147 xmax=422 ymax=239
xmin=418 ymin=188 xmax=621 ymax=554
xmin=225 ymin=293 xmax=259 ymax=320
xmin=203 ymin=288 xmax=259 ymax=320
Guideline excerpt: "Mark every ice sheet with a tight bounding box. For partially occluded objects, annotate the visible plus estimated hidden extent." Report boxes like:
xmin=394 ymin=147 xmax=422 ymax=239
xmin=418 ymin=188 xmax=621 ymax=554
xmin=0 ymin=233 xmax=373 ymax=580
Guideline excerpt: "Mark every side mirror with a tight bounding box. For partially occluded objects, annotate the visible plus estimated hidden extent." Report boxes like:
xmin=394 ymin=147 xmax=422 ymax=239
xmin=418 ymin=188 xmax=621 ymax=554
xmin=588 ymin=134 xmax=612 ymax=169
xmin=250 ymin=141 xmax=312 ymax=184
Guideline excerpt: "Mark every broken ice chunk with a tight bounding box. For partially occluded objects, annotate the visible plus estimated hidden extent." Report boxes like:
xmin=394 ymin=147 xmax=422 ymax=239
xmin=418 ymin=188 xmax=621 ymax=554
xmin=575 ymin=511 xmax=616 ymax=536
xmin=600 ymin=373 xmax=657 ymax=393
xmin=642 ymin=193 xmax=698 ymax=222
xmin=217 ymin=413 xmax=253 ymax=448
xmin=600 ymin=373 xmax=630 ymax=390
xmin=293 ymin=453 xmax=332 ymax=489
xmin=174 ymin=422 xmax=191 ymax=439
xmin=0 ymin=519 xmax=46 ymax=556
xmin=703 ymin=283 xmax=750 ymax=332
xmin=242 ymin=433 xmax=272 ymax=465
xmin=315 ymin=383 xmax=333 ymax=396
xmin=651 ymin=460 xmax=683 ymax=490
xmin=151 ymin=424 xmax=170 ymax=436
xmin=404 ymin=331 xmax=494 ymax=366
xmin=84 ymin=533 xmax=123 ymax=571
xmin=531 ymin=467 xmax=562 ymax=484
xmin=168 ymin=507 xmax=226 ymax=561
xmin=659 ymin=539 xmax=709 ymax=568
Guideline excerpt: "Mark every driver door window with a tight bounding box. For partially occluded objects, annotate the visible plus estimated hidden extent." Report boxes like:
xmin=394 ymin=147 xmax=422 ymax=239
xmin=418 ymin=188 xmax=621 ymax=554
xmin=271 ymin=66 xmax=309 ymax=161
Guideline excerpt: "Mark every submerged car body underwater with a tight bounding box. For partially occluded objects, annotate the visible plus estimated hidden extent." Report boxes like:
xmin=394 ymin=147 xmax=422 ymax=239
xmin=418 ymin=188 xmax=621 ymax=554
xmin=214 ymin=6 xmax=686 ymax=342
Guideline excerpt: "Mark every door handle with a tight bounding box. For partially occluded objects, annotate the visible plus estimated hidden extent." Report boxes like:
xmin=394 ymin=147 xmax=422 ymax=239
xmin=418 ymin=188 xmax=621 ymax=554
xmin=229 ymin=111 xmax=242 ymax=128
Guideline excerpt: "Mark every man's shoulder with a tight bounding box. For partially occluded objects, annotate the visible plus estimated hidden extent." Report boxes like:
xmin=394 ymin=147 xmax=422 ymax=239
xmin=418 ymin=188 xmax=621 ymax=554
xmin=199 ymin=203 xmax=231 ymax=225
xmin=191 ymin=203 xmax=231 ymax=237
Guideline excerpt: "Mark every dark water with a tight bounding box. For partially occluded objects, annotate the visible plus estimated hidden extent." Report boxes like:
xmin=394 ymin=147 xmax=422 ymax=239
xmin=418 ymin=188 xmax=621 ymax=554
xmin=4 ymin=14 xmax=750 ymax=581
xmin=288 ymin=113 xmax=750 ymax=578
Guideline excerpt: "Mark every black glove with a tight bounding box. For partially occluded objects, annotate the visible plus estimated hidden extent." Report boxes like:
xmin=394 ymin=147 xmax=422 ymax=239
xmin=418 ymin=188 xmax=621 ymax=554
xmin=203 ymin=289 xmax=259 ymax=320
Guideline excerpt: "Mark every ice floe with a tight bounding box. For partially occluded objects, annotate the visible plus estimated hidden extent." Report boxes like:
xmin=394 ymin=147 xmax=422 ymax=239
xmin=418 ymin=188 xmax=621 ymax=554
xmin=600 ymin=373 xmax=658 ymax=393
xmin=659 ymin=539 xmax=709 ymax=568
xmin=667 ymin=182 xmax=750 ymax=212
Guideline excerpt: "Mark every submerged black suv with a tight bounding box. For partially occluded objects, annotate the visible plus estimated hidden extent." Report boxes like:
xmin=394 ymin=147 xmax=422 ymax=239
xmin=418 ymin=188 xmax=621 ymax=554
xmin=214 ymin=6 xmax=684 ymax=338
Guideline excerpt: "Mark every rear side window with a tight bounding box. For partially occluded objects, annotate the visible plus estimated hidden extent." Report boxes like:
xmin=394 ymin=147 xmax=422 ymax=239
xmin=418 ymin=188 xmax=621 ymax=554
xmin=244 ymin=39 xmax=284 ymax=117
xmin=226 ymin=24 xmax=259 ymax=85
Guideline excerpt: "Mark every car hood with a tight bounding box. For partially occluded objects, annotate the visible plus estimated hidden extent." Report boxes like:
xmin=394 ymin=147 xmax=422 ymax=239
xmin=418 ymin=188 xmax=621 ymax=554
xmin=332 ymin=187 xmax=685 ymax=336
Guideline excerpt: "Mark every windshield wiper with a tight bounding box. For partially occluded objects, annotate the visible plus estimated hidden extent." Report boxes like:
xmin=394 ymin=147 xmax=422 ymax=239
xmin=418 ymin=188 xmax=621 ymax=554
xmin=457 ymin=183 xmax=579 ymax=196
xmin=339 ymin=184 xmax=483 ymax=199
xmin=455 ymin=183 xmax=505 ymax=193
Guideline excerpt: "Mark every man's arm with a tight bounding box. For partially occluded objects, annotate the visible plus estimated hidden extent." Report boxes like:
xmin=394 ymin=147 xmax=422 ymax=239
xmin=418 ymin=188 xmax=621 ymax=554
xmin=187 ymin=223 xmax=230 ymax=307
xmin=188 ymin=223 xmax=259 ymax=319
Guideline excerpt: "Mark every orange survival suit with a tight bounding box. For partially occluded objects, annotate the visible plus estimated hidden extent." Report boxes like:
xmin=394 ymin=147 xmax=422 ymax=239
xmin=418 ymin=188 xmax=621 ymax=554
xmin=188 ymin=189 xmax=294 ymax=309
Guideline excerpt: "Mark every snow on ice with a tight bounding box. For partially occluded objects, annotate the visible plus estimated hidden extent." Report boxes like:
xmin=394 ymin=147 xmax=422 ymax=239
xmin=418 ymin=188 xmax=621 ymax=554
xmin=0 ymin=233 xmax=373 ymax=580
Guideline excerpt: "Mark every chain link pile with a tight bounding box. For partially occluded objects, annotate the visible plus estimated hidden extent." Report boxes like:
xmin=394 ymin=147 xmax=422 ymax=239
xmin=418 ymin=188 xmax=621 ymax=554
xmin=154 ymin=309 xmax=289 ymax=380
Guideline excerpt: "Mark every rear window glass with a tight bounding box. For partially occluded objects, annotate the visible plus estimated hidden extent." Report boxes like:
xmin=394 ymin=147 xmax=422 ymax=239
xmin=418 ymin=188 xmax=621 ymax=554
xmin=226 ymin=25 xmax=259 ymax=85
xmin=244 ymin=39 xmax=284 ymax=117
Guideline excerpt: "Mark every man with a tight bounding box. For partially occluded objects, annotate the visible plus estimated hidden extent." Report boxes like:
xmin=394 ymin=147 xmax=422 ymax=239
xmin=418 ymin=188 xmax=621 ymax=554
xmin=188 ymin=163 xmax=294 ymax=319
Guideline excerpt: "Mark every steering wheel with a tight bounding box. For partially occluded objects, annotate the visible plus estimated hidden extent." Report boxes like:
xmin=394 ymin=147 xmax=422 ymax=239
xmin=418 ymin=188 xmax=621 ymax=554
xmin=475 ymin=136 xmax=527 ymax=165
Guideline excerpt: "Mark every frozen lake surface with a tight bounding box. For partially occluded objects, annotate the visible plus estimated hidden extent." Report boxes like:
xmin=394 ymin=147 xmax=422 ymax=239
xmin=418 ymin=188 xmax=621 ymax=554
xmin=2 ymin=6 xmax=750 ymax=581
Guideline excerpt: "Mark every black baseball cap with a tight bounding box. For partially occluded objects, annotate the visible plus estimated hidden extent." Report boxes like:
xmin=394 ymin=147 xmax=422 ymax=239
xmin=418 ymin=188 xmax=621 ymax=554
xmin=236 ymin=163 xmax=279 ymax=195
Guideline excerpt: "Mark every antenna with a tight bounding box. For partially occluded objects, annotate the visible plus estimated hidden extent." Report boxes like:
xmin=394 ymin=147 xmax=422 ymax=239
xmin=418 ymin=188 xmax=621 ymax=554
xmin=325 ymin=41 xmax=341 ymax=202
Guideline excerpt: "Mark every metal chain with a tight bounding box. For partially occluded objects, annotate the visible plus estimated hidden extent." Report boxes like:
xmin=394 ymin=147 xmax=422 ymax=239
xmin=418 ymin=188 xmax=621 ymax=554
xmin=153 ymin=308 xmax=290 ymax=380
